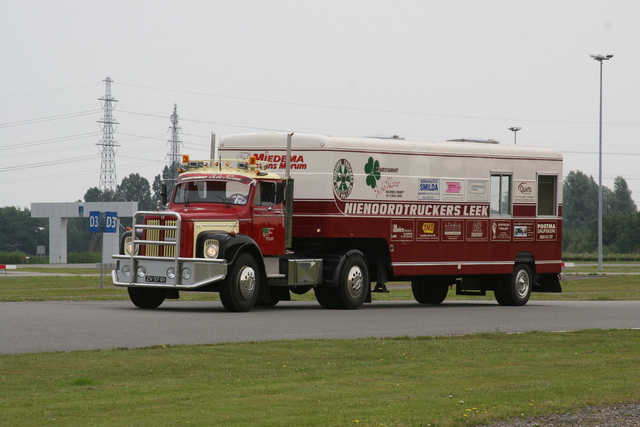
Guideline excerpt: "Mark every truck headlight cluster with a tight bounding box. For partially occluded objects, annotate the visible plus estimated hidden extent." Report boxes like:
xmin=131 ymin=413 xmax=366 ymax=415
xmin=124 ymin=237 xmax=139 ymax=256
xmin=203 ymin=239 xmax=220 ymax=259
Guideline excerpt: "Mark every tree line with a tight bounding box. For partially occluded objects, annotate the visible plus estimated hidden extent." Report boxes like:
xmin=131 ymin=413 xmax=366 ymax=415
xmin=562 ymin=170 xmax=638 ymax=254
xmin=0 ymin=165 xmax=177 ymax=259
xmin=1 ymin=168 xmax=639 ymax=258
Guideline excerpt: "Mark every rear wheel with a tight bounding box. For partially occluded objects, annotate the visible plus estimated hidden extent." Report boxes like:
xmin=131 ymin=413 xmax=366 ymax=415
xmin=411 ymin=278 xmax=449 ymax=304
xmin=128 ymin=287 xmax=166 ymax=309
xmin=495 ymin=264 xmax=532 ymax=306
xmin=331 ymin=254 xmax=369 ymax=309
xmin=220 ymin=253 xmax=260 ymax=312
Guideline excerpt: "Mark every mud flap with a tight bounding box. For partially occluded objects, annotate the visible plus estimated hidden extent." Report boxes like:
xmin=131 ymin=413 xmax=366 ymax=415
xmin=535 ymin=273 xmax=562 ymax=293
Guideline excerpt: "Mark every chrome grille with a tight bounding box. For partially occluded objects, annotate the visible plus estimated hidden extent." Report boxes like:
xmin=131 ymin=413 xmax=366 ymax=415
xmin=132 ymin=212 xmax=181 ymax=259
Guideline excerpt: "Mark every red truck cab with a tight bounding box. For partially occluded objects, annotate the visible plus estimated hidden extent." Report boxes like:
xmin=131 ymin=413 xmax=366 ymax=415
xmin=112 ymin=156 xmax=297 ymax=312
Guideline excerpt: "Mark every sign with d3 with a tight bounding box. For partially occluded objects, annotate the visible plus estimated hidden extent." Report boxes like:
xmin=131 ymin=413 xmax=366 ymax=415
xmin=104 ymin=212 xmax=118 ymax=233
xmin=89 ymin=211 xmax=101 ymax=232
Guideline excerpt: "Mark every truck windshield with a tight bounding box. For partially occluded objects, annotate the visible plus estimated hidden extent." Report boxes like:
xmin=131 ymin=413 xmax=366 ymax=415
xmin=173 ymin=180 xmax=250 ymax=205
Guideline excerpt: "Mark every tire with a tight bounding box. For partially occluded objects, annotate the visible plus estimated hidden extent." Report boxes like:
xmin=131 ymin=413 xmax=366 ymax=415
xmin=220 ymin=253 xmax=260 ymax=312
xmin=496 ymin=264 xmax=532 ymax=306
xmin=411 ymin=278 xmax=449 ymax=304
xmin=493 ymin=276 xmax=510 ymax=305
xmin=254 ymin=297 xmax=279 ymax=307
xmin=314 ymin=287 xmax=337 ymax=309
xmin=128 ymin=287 xmax=166 ymax=309
xmin=330 ymin=254 xmax=369 ymax=309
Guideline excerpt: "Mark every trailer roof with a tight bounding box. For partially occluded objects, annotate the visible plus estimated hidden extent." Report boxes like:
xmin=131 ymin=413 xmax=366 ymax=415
xmin=220 ymin=132 xmax=563 ymax=161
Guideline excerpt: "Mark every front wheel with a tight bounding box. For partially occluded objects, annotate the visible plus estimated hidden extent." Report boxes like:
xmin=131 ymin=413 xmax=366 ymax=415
xmin=128 ymin=287 xmax=167 ymax=309
xmin=495 ymin=264 xmax=532 ymax=306
xmin=220 ymin=253 xmax=260 ymax=312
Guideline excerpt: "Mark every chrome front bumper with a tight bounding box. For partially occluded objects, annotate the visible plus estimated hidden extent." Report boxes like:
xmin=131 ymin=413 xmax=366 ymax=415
xmin=112 ymin=254 xmax=228 ymax=289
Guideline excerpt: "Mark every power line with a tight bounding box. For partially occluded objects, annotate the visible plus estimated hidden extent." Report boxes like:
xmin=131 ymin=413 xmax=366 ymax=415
xmin=0 ymin=82 xmax=101 ymax=100
xmin=0 ymin=154 xmax=99 ymax=172
xmin=0 ymin=132 xmax=102 ymax=151
xmin=117 ymin=81 xmax=640 ymax=127
xmin=0 ymin=110 xmax=102 ymax=128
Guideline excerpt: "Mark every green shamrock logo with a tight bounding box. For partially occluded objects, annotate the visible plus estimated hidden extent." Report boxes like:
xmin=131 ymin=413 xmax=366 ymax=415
xmin=364 ymin=157 xmax=380 ymax=189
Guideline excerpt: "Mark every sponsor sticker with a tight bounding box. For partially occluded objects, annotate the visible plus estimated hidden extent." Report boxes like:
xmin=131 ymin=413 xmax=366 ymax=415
xmin=390 ymin=219 xmax=415 ymax=241
xmin=467 ymin=180 xmax=489 ymax=202
xmin=514 ymin=221 xmax=535 ymax=240
xmin=536 ymin=221 xmax=558 ymax=241
xmin=490 ymin=221 xmax=511 ymax=241
xmin=514 ymin=180 xmax=536 ymax=203
xmin=418 ymin=178 xmax=440 ymax=200
xmin=442 ymin=220 xmax=464 ymax=241
xmin=466 ymin=220 xmax=488 ymax=241
xmin=417 ymin=220 xmax=440 ymax=241
xmin=442 ymin=180 xmax=465 ymax=201
xmin=333 ymin=159 xmax=354 ymax=199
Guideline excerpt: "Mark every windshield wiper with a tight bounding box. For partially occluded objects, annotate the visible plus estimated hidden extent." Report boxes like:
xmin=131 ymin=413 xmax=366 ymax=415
xmin=216 ymin=195 xmax=230 ymax=209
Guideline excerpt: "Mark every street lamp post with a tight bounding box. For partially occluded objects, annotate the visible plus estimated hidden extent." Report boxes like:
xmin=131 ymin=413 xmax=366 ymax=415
xmin=591 ymin=54 xmax=613 ymax=272
xmin=508 ymin=127 xmax=521 ymax=144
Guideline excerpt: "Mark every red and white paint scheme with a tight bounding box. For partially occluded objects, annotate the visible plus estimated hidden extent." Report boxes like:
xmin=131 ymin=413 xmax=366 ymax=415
xmin=113 ymin=132 xmax=562 ymax=312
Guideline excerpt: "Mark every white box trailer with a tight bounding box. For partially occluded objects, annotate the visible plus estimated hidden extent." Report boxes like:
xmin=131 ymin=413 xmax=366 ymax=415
xmin=220 ymin=132 xmax=563 ymax=305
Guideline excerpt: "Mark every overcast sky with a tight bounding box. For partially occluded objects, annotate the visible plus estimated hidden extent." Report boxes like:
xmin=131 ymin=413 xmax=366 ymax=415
xmin=1 ymin=0 xmax=639 ymax=209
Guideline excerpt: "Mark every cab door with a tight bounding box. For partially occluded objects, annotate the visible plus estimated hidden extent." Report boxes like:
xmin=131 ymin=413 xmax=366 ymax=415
xmin=251 ymin=181 xmax=286 ymax=255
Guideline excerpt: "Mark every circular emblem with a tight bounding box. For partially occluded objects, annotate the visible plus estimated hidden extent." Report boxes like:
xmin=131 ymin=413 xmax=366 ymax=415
xmin=333 ymin=159 xmax=354 ymax=199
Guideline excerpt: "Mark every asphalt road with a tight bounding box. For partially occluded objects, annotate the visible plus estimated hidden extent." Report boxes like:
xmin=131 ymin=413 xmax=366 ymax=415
xmin=1 ymin=299 xmax=639 ymax=354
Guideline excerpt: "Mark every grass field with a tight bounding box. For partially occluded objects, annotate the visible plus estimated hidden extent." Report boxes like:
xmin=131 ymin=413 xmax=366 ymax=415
xmin=1 ymin=263 xmax=639 ymax=426
xmin=1 ymin=330 xmax=639 ymax=426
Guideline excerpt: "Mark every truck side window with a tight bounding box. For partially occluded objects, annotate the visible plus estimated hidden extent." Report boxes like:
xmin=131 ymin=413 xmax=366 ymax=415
xmin=537 ymin=175 xmax=557 ymax=216
xmin=254 ymin=182 xmax=276 ymax=206
xmin=490 ymin=174 xmax=511 ymax=215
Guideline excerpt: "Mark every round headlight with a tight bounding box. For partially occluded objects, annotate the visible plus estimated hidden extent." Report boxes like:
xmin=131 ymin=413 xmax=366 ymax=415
xmin=167 ymin=267 xmax=176 ymax=279
xmin=181 ymin=268 xmax=192 ymax=280
xmin=125 ymin=240 xmax=138 ymax=256
xmin=136 ymin=266 xmax=146 ymax=278
xmin=122 ymin=265 xmax=131 ymax=277
xmin=204 ymin=240 xmax=220 ymax=259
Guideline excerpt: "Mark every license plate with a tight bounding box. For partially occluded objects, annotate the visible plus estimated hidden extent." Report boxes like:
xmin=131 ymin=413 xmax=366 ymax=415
xmin=145 ymin=276 xmax=167 ymax=283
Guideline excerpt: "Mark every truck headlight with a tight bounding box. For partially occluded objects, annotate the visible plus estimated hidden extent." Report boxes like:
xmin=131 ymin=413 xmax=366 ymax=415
xmin=204 ymin=239 xmax=220 ymax=259
xmin=124 ymin=237 xmax=138 ymax=256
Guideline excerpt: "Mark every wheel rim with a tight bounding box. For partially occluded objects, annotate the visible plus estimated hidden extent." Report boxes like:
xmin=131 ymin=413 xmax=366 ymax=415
xmin=515 ymin=269 xmax=530 ymax=298
xmin=346 ymin=265 xmax=364 ymax=299
xmin=237 ymin=266 xmax=256 ymax=300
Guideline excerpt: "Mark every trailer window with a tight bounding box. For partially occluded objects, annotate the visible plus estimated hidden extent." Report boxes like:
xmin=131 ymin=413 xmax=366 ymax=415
xmin=490 ymin=174 xmax=511 ymax=215
xmin=537 ymin=175 xmax=557 ymax=216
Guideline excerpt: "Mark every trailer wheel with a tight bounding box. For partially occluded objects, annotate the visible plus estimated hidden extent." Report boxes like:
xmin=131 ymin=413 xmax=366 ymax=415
xmin=493 ymin=277 xmax=509 ymax=305
xmin=496 ymin=263 xmax=532 ymax=306
xmin=332 ymin=254 xmax=369 ymax=309
xmin=220 ymin=253 xmax=260 ymax=312
xmin=127 ymin=287 xmax=166 ymax=309
xmin=411 ymin=278 xmax=449 ymax=304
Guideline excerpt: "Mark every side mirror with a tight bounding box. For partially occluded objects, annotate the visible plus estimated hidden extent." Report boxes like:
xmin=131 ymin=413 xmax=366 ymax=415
xmin=161 ymin=184 xmax=168 ymax=206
